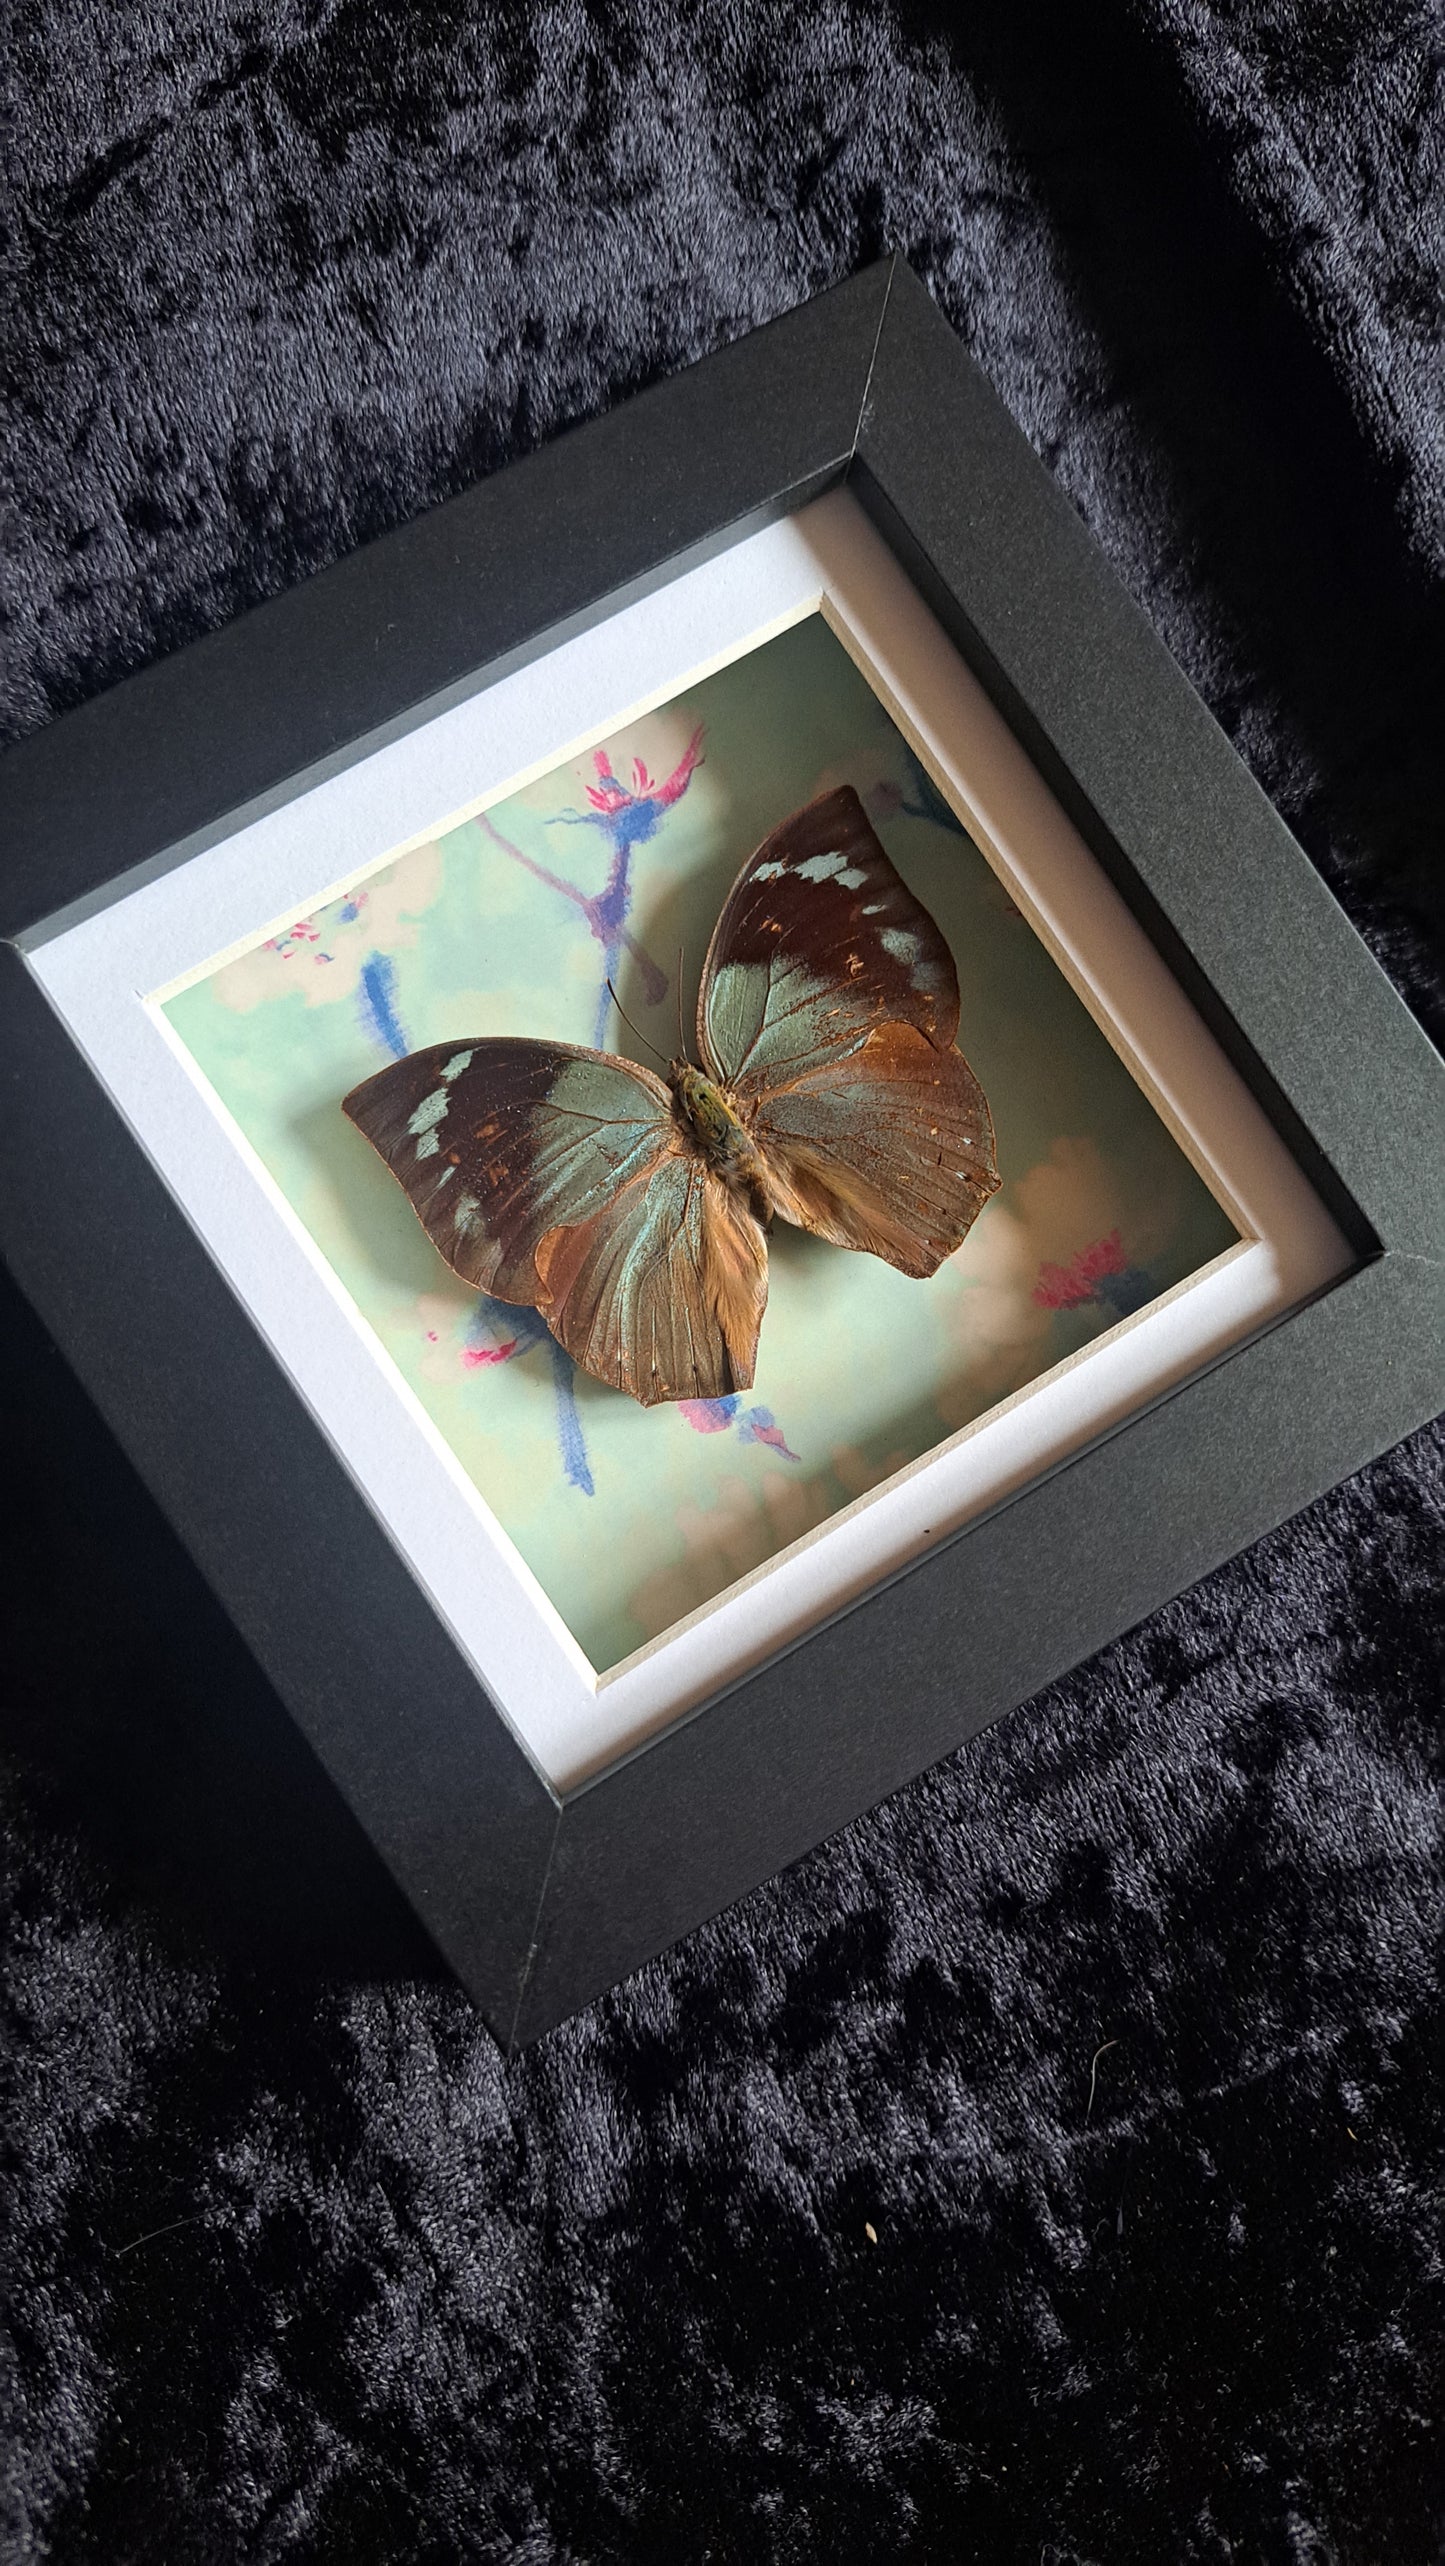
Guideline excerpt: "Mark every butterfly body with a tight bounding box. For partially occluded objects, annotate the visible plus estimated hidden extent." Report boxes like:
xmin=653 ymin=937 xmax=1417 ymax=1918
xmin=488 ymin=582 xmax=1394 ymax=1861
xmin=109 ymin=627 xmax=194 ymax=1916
xmin=669 ymin=1060 xmax=771 ymax=1208
xmin=345 ymin=785 xmax=1000 ymax=1407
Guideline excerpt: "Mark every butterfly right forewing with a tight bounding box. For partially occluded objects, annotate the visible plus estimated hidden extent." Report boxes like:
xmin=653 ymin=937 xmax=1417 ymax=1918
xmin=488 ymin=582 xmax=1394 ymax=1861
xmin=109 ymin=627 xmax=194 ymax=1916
xmin=698 ymin=786 xmax=999 ymax=1277
xmin=697 ymin=783 xmax=962 ymax=1085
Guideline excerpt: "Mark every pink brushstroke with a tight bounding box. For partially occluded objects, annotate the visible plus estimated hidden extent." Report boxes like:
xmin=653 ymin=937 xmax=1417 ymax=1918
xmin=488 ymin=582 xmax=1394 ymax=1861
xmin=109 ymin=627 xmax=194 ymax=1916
xmin=1033 ymin=1230 xmax=1129 ymax=1311
xmin=585 ymin=731 xmax=703 ymax=815
xmin=742 ymin=1412 xmax=800 ymax=1461
xmin=678 ymin=1398 xmax=735 ymax=1434
xmin=678 ymin=1395 xmax=800 ymax=1461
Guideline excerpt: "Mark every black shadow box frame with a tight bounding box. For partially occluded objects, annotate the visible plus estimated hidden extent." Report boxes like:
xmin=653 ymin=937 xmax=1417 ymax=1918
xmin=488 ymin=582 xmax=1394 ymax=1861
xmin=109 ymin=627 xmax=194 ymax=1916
xmin=2 ymin=257 xmax=1442 ymax=2047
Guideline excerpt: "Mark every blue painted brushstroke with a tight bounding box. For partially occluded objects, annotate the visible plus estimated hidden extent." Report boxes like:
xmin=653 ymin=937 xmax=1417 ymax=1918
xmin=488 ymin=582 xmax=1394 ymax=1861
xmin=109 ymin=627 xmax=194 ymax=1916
xmin=542 ymin=808 xmax=663 ymax=1052
xmin=463 ymin=1296 xmax=524 ymax=1359
xmin=484 ymin=1301 xmax=548 ymax=1356
xmin=464 ymin=1299 xmax=594 ymax=1497
xmin=898 ymin=745 xmax=966 ymax=837
xmin=511 ymin=729 xmax=702 ymax=1045
xmin=591 ymin=968 xmax=617 ymax=1053
xmin=1095 ymin=1266 xmax=1155 ymax=1319
xmin=358 ymin=951 xmax=408 ymax=1058
xmin=549 ymin=1342 xmax=594 ymax=1495
xmin=737 ymin=1404 xmax=801 ymax=1461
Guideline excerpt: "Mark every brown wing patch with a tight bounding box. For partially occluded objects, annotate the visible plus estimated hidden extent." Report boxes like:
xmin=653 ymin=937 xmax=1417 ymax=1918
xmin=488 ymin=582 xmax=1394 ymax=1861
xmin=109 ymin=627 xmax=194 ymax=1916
xmin=698 ymin=785 xmax=1000 ymax=1277
xmin=534 ymin=1158 xmax=768 ymax=1406
xmin=342 ymin=1037 xmax=675 ymax=1305
xmin=346 ymin=1037 xmax=767 ymax=1404
xmin=747 ymin=1020 xmax=999 ymax=1277
xmin=699 ymin=784 xmax=960 ymax=1086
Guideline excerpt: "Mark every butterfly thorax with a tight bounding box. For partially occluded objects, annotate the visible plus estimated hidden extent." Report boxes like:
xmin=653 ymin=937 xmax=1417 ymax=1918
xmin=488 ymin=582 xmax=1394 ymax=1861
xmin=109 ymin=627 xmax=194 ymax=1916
xmin=670 ymin=1060 xmax=769 ymax=1198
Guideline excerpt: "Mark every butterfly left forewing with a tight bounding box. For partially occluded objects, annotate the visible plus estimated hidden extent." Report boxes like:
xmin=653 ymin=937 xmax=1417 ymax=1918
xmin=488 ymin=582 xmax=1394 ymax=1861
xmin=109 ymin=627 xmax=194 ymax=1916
xmin=343 ymin=1037 xmax=677 ymax=1303
xmin=698 ymin=784 xmax=999 ymax=1275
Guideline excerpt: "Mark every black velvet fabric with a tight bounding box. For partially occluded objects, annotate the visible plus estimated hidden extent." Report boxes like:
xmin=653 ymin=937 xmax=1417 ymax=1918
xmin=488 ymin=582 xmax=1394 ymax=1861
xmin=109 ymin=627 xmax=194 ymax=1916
xmin=3 ymin=5 xmax=1443 ymax=2558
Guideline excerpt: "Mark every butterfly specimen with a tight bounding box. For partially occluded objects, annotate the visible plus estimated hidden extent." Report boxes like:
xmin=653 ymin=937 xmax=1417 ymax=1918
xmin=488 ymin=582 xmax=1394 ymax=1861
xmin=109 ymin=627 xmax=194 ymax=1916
xmin=343 ymin=785 xmax=999 ymax=1406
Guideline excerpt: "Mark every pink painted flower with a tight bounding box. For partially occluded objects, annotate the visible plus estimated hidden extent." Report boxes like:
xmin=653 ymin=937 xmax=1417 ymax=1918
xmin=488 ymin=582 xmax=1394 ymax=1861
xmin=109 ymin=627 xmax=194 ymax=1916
xmin=583 ymin=730 xmax=703 ymax=817
xmin=1033 ymin=1230 xmax=1129 ymax=1311
xmin=678 ymin=1395 xmax=800 ymax=1461
xmin=678 ymin=1398 xmax=736 ymax=1434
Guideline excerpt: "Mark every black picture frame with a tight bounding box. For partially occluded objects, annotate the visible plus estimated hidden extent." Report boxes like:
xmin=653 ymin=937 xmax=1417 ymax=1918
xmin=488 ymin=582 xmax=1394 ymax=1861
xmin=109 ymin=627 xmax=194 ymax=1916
xmin=3 ymin=257 xmax=1441 ymax=2047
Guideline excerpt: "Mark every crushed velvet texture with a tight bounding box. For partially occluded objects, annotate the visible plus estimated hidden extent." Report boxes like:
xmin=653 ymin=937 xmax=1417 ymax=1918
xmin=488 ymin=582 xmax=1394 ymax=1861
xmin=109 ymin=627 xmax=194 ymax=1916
xmin=3 ymin=3 xmax=1443 ymax=2558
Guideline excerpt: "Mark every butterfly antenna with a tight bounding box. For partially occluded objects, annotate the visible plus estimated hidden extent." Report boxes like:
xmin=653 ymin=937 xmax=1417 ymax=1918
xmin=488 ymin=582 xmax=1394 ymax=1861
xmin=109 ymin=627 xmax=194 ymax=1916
xmin=605 ymin=978 xmax=669 ymax=1067
xmin=676 ymin=947 xmax=687 ymax=1061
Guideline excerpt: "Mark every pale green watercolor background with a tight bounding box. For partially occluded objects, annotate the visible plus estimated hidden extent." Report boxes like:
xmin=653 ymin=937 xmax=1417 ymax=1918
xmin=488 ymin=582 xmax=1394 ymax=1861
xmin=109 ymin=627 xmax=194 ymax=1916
xmin=163 ymin=617 xmax=1237 ymax=1670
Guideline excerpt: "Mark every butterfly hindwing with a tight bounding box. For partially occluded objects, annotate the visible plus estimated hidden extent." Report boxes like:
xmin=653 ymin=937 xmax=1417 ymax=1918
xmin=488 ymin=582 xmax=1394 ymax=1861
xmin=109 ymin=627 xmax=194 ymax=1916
xmin=698 ymin=785 xmax=999 ymax=1275
xmin=343 ymin=1037 xmax=766 ymax=1405
xmin=534 ymin=1153 xmax=768 ymax=1405
xmin=738 ymin=1019 xmax=998 ymax=1277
